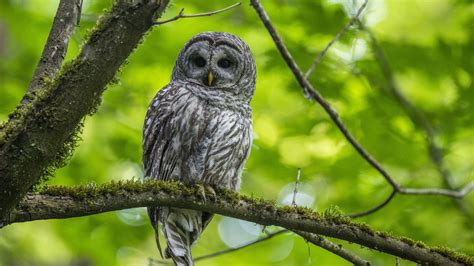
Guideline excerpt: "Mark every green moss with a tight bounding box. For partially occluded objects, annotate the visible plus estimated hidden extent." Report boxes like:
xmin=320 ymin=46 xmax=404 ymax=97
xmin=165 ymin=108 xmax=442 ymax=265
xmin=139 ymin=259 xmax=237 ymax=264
xmin=2 ymin=58 xmax=100 ymax=187
xmin=83 ymin=5 xmax=114 ymax=46
xmin=430 ymin=246 xmax=474 ymax=265
xmin=41 ymin=180 xmax=199 ymax=200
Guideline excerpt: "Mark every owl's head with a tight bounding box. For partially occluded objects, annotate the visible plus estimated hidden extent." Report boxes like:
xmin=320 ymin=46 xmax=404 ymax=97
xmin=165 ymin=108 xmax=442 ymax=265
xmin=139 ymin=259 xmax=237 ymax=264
xmin=172 ymin=32 xmax=256 ymax=102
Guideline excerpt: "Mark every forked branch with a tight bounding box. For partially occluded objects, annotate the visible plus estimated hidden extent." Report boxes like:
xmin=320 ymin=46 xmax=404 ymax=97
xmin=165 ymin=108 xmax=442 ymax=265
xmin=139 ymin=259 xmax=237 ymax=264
xmin=249 ymin=0 xmax=474 ymax=219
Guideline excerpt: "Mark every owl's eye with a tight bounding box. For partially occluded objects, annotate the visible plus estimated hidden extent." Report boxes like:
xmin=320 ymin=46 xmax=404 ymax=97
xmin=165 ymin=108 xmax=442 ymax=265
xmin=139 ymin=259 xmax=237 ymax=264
xmin=193 ymin=56 xmax=206 ymax=67
xmin=217 ymin=58 xmax=232 ymax=69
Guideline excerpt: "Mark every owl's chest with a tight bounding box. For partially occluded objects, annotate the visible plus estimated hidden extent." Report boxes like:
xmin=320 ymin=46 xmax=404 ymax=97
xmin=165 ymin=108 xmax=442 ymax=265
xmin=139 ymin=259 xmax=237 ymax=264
xmin=170 ymin=92 xmax=239 ymax=145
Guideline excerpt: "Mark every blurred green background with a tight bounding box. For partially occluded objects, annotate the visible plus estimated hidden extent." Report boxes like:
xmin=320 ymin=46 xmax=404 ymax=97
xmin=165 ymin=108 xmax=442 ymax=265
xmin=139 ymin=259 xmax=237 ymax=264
xmin=0 ymin=0 xmax=473 ymax=265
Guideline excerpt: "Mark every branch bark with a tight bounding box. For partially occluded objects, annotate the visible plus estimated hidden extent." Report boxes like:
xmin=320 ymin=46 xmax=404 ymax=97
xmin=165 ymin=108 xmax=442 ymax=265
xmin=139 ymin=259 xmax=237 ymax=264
xmin=3 ymin=181 xmax=471 ymax=265
xmin=25 ymin=0 xmax=82 ymax=100
xmin=0 ymin=0 xmax=171 ymax=218
xmin=295 ymin=231 xmax=370 ymax=265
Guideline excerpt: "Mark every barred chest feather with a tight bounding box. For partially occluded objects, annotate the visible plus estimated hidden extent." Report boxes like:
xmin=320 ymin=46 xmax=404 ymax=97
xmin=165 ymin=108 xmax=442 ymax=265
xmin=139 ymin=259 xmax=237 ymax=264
xmin=144 ymin=84 xmax=253 ymax=191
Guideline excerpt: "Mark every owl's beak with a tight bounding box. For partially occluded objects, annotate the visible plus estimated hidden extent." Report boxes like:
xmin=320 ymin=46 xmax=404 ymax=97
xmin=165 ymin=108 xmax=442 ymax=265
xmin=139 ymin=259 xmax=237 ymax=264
xmin=207 ymin=71 xmax=214 ymax=86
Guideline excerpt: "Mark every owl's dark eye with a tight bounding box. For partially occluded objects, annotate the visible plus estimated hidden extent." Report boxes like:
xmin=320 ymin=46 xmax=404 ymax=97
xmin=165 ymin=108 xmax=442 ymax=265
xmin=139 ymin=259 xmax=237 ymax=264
xmin=193 ymin=56 xmax=206 ymax=67
xmin=217 ymin=58 xmax=232 ymax=68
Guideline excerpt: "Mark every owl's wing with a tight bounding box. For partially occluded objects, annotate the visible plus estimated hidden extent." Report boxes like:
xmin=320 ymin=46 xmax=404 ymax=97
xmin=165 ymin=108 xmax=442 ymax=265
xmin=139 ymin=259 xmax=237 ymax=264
xmin=143 ymin=85 xmax=180 ymax=259
xmin=142 ymin=85 xmax=179 ymax=182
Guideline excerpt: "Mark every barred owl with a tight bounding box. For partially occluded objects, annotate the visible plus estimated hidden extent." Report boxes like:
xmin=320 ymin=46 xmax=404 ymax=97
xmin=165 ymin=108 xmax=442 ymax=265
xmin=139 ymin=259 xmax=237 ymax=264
xmin=142 ymin=32 xmax=256 ymax=266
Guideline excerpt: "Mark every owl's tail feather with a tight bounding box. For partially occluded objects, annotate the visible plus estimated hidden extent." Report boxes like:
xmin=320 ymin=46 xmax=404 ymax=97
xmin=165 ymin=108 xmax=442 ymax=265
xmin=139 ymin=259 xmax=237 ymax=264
xmin=154 ymin=225 xmax=164 ymax=259
xmin=162 ymin=208 xmax=201 ymax=266
xmin=148 ymin=207 xmax=164 ymax=259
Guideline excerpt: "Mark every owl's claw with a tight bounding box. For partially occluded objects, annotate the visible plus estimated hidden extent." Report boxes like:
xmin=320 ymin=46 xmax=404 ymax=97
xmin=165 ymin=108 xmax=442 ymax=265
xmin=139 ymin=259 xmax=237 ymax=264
xmin=205 ymin=185 xmax=217 ymax=202
xmin=196 ymin=184 xmax=217 ymax=203
xmin=196 ymin=184 xmax=207 ymax=203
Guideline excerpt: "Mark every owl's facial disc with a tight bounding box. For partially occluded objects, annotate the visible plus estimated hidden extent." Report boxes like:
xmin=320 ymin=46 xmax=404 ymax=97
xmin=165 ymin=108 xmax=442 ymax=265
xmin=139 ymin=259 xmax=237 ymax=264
xmin=209 ymin=44 xmax=244 ymax=88
xmin=182 ymin=40 xmax=244 ymax=89
xmin=182 ymin=41 xmax=211 ymax=86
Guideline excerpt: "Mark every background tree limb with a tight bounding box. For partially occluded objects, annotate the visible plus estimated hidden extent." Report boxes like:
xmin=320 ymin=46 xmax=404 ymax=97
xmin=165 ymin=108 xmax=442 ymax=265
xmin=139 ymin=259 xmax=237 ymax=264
xmin=249 ymin=0 xmax=474 ymax=218
xmin=25 ymin=0 xmax=82 ymax=100
xmin=359 ymin=23 xmax=473 ymax=221
xmin=294 ymin=231 xmax=370 ymax=265
xmin=3 ymin=180 xmax=472 ymax=265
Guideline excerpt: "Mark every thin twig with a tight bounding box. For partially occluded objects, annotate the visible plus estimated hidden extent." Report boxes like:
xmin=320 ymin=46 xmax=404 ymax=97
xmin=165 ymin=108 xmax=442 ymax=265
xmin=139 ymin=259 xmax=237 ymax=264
xmin=292 ymin=168 xmax=301 ymax=206
xmin=348 ymin=189 xmax=397 ymax=218
xmin=154 ymin=2 xmax=241 ymax=25
xmin=360 ymin=23 xmax=473 ymax=219
xmin=148 ymin=230 xmax=286 ymax=265
xmin=195 ymin=229 xmax=286 ymax=262
xmin=400 ymin=181 xmax=474 ymax=198
xmin=295 ymin=231 xmax=370 ymax=265
xmin=304 ymin=0 xmax=368 ymax=78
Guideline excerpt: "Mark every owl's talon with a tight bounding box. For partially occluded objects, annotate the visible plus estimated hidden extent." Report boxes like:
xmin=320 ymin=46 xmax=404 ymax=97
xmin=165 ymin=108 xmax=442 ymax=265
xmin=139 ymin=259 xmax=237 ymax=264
xmin=197 ymin=184 xmax=207 ymax=203
xmin=205 ymin=185 xmax=217 ymax=202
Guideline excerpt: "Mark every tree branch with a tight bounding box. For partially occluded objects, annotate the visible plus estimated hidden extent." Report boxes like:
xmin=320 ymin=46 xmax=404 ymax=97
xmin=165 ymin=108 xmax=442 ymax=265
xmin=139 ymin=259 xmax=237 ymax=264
xmin=0 ymin=0 xmax=171 ymax=218
xmin=348 ymin=189 xmax=397 ymax=218
xmin=153 ymin=2 xmax=241 ymax=25
xmin=348 ymin=180 xmax=474 ymax=218
xmin=360 ymin=23 xmax=473 ymax=220
xmin=2 ymin=180 xmax=471 ymax=265
xmin=194 ymin=229 xmax=286 ymax=262
xmin=399 ymin=181 xmax=474 ymax=198
xmin=249 ymin=0 xmax=401 ymax=190
xmin=248 ymin=0 xmax=474 ymax=219
xmin=295 ymin=231 xmax=370 ymax=265
xmin=25 ymin=0 xmax=83 ymax=100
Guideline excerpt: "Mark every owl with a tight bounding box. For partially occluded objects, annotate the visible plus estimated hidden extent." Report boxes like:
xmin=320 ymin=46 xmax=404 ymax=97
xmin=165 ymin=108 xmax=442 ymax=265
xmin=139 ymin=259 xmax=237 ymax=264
xmin=142 ymin=32 xmax=256 ymax=266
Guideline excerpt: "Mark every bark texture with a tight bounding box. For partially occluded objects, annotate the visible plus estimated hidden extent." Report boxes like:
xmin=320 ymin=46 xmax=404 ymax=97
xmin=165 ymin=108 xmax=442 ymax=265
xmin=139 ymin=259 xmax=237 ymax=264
xmin=26 ymin=0 xmax=83 ymax=98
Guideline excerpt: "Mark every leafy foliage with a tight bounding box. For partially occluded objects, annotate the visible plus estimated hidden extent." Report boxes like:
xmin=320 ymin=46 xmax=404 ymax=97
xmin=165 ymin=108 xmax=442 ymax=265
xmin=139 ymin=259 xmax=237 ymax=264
xmin=0 ymin=0 xmax=472 ymax=265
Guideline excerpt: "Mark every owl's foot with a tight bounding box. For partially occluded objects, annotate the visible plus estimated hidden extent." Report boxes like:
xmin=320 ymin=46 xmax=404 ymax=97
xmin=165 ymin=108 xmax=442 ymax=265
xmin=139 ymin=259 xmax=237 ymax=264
xmin=205 ymin=185 xmax=217 ymax=202
xmin=196 ymin=184 xmax=207 ymax=203
xmin=196 ymin=184 xmax=217 ymax=203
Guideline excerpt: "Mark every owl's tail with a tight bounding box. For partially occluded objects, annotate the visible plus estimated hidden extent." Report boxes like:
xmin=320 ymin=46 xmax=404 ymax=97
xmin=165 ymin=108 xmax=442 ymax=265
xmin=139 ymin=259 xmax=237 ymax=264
xmin=161 ymin=208 xmax=213 ymax=266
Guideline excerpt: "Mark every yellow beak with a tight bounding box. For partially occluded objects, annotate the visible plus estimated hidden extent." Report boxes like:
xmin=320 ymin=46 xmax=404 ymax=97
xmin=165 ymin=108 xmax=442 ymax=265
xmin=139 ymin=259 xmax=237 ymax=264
xmin=207 ymin=71 xmax=214 ymax=86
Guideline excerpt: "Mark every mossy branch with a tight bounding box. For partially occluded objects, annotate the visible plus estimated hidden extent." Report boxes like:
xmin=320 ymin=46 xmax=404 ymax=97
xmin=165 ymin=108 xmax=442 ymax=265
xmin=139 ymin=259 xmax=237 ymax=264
xmin=0 ymin=0 xmax=171 ymax=218
xmin=3 ymin=180 xmax=472 ymax=265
